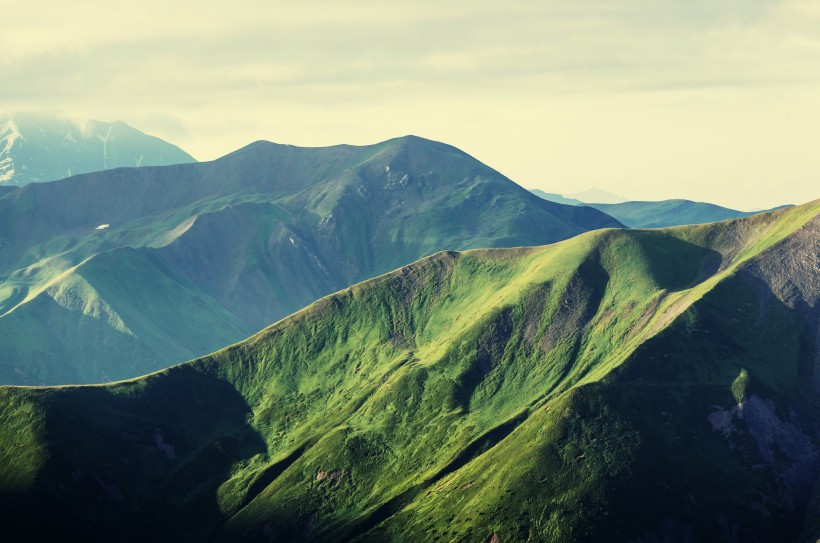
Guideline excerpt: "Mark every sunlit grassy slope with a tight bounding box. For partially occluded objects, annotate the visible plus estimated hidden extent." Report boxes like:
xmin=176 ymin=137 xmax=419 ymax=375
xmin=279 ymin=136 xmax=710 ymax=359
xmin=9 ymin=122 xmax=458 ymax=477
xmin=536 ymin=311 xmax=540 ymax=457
xmin=0 ymin=136 xmax=621 ymax=385
xmin=1 ymin=201 xmax=818 ymax=542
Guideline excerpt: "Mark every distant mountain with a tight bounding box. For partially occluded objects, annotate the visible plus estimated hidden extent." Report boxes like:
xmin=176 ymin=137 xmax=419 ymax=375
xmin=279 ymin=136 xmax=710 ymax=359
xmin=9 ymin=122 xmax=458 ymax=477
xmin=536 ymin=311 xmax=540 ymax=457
xmin=0 ymin=113 xmax=196 ymax=186
xmin=529 ymin=189 xmax=584 ymax=206
xmin=1 ymin=202 xmax=817 ymax=542
xmin=0 ymin=135 xmax=622 ymax=385
xmin=566 ymin=187 xmax=627 ymax=203
xmin=531 ymin=190 xmax=790 ymax=228
xmin=588 ymin=199 xmax=792 ymax=228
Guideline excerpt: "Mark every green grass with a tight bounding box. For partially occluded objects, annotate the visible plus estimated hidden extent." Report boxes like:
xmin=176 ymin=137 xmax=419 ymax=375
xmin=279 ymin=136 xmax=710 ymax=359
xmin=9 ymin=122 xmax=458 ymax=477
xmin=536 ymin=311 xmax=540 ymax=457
xmin=0 ymin=200 xmax=817 ymax=541
xmin=0 ymin=136 xmax=621 ymax=385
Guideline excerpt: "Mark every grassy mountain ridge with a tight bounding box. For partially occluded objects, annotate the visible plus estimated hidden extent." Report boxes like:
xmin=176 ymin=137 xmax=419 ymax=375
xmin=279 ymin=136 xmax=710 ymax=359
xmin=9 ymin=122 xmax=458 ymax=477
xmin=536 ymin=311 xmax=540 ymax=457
xmin=1 ymin=200 xmax=817 ymax=541
xmin=0 ymin=135 xmax=621 ymax=385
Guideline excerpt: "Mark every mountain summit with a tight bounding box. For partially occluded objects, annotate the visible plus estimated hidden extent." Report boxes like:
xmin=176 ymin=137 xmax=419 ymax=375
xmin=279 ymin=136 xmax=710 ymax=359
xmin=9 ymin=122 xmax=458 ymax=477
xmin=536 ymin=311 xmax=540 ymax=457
xmin=0 ymin=113 xmax=196 ymax=186
xmin=0 ymin=135 xmax=621 ymax=385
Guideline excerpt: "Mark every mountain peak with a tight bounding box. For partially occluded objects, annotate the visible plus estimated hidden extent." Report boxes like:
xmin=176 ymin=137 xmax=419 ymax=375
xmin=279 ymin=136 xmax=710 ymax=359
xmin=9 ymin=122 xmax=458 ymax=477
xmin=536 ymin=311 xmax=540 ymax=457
xmin=384 ymin=134 xmax=467 ymax=154
xmin=0 ymin=113 xmax=196 ymax=186
xmin=567 ymin=187 xmax=628 ymax=204
xmin=0 ymin=132 xmax=620 ymax=384
xmin=219 ymin=139 xmax=285 ymax=157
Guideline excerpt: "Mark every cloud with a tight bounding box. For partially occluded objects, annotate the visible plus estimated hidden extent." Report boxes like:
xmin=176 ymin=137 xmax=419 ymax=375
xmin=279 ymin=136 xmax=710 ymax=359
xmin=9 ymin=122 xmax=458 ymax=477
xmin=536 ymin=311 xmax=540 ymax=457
xmin=2 ymin=0 xmax=819 ymax=209
xmin=4 ymin=0 xmax=815 ymax=105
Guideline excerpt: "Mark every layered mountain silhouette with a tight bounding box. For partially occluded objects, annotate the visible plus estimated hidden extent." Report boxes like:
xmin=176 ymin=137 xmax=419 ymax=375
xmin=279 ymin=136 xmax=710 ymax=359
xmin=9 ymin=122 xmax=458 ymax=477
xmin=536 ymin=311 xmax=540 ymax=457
xmin=0 ymin=113 xmax=195 ymax=186
xmin=586 ymin=199 xmax=792 ymax=228
xmin=0 ymin=135 xmax=621 ymax=385
xmin=1 ymin=201 xmax=817 ymax=542
xmin=531 ymin=190 xmax=789 ymax=228
xmin=529 ymin=189 xmax=584 ymax=206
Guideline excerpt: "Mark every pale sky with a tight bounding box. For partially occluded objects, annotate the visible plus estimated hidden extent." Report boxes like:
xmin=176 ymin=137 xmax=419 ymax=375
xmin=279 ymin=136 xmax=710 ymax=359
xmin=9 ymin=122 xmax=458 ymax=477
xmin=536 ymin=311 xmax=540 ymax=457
xmin=3 ymin=0 xmax=819 ymax=210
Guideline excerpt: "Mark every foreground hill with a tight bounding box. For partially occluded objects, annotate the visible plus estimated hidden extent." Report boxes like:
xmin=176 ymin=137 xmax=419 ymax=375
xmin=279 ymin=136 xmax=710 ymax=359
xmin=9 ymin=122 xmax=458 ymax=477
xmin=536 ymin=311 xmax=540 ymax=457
xmin=0 ymin=113 xmax=196 ymax=186
xmin=1 ymin=201 xmax=817 ymax=542
xmin=531 ymin=190 xmax=789 ymax=228
xmin=0 ymin=135 xmax=620 ymax=384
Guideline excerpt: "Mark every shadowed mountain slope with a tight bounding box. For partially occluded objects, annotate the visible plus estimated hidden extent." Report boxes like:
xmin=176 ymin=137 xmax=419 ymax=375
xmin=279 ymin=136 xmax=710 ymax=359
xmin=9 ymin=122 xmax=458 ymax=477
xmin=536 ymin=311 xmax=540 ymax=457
xmin=529 ymin=189 xmax=584 ymax=206
xmin=0 ymin=135 xmax=621 ymax=384
xmin=0 ymin=201 xmax=818 ymax=542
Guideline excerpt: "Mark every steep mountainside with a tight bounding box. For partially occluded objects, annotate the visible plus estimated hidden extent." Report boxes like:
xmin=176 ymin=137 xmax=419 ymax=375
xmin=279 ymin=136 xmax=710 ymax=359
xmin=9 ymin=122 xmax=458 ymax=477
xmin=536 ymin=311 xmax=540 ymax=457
xmin=0 ymin=113 xmax=196 ymax=186
xmin=0 ymin=135 xmax=621 ymax=385
xmin=531 ymin=190 xmax=789 ymax=228
xmin=0 ymin=185 xmax=17 ymax=198
xmin=1 ymin=201 xmax=817 ymax=542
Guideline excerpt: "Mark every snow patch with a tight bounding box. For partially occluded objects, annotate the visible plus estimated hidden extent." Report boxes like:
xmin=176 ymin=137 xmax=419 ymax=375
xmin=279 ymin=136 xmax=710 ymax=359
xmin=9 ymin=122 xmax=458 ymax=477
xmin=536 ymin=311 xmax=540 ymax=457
xmin=0 ymin=167 xmax=14 ymax=183
xmin=318 ymin=213 xmax=333 ymax=229
xmin=0 ymin=119 xmax=23 ymax=182
xmin=1 ymin=118 xmax=23 ymax=154
xmin=312 ymin=255 xmax=328 ymax=275
xmin=71 ymin=118 xmax=94 ymax=138
xmin=97 ymin=124 xmax=113 ymax=169
xmin=384 ymin=170 xmax=409 ymax=190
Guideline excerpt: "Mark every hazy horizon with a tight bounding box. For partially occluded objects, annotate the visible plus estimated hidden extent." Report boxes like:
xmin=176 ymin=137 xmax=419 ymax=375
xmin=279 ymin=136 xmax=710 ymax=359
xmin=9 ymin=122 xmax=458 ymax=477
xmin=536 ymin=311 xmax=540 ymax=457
xmin=4 ymin=0 xmax=819 ymax=210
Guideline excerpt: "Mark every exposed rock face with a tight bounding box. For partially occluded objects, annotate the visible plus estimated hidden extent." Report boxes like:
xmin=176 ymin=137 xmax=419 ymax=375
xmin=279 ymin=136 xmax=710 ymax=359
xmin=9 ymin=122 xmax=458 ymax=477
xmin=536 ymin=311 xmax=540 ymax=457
xmin=742 ymin=214 xmax=820 ymax=380
xmin=709 ymin=394 xmax=819 ymax=512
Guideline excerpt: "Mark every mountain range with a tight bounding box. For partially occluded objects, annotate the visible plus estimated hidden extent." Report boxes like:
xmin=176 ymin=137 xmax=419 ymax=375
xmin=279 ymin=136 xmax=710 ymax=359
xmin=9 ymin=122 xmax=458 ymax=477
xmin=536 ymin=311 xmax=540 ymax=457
xmin=0 ymin=135 xmax=620 ymax=385
xmin=1 ymin=200 xmax=817 ymax=542
xmin=0 ymin=113 xmax=196 ymax=186
xmin=529 ymin=189 xmax=585 ymax=206
xmin=530 ymin=189 xmax=789 ymax=228
xmin=564 ymin=187 xmax=627 ymax=204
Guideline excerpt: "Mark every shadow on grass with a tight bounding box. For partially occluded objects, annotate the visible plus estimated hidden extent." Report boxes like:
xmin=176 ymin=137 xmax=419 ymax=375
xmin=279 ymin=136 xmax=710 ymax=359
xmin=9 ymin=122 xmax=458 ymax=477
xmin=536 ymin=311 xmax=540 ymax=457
xmin=0 ymin=365 xmax=267 ymax=542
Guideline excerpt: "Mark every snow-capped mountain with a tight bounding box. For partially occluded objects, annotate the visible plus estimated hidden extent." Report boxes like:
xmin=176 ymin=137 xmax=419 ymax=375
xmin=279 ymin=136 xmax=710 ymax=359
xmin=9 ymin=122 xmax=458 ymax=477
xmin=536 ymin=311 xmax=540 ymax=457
xmin=0 ymin=113 xmax=196 ymax=186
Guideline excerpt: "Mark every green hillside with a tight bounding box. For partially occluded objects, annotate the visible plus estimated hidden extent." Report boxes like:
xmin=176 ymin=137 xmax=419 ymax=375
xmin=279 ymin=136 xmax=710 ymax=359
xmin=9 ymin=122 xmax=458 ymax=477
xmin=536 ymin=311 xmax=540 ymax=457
xmin=0 ymin=136 xmax=621 ymax=385
xmin=1 ymin=201 xmax=817 ymax=542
